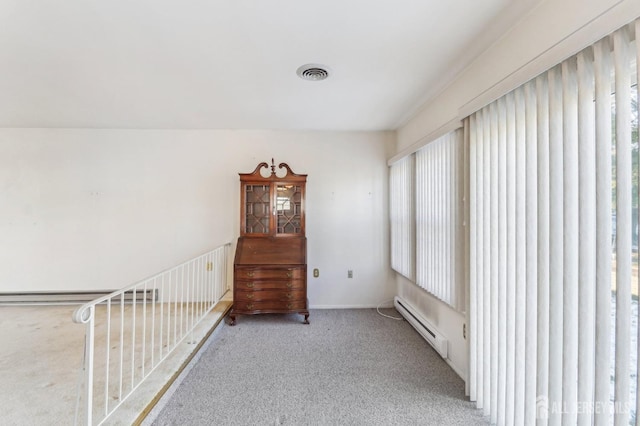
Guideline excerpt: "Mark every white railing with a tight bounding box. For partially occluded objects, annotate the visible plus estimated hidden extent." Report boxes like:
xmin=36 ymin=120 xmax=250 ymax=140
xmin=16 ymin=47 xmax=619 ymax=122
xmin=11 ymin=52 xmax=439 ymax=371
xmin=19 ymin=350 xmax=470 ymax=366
xmin=72 ymin=243 xmax=231 ymax=425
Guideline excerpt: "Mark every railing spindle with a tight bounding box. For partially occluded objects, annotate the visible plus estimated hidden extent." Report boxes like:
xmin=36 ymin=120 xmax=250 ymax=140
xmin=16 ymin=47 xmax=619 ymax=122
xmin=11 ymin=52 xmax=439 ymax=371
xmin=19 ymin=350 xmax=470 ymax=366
xmin=173 ymin=269 xmax=178 ymax=347
xmin=86 ymin=307 xmax=95 ymax=426
xmin=104 ymin=300 xmax=111 ymax=417
xmin=119 ymin=292 xmax=124 ymax=402
xmin=151 ymin=277 xmax=156 ymax=369
xmin=142 ymin=281 xmax=147 ymax=377
xmin=160 ymin=273 xmax=166 ymax=361
xmin=72 ymin=244 xmax=230 ymax=425
xmin=131 ymin=288 xmax=136 ymax=392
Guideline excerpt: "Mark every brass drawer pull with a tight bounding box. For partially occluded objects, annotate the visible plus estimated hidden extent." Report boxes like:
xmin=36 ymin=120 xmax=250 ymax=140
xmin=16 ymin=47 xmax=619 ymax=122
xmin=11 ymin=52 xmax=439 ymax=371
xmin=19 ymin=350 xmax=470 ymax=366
xmin=286 ymin=282 xmax=292 ymax=288
xmin=246 ymin=303 xmax=254 ymax=310
xmin=246 ymin=282 xmax=255 ymax=288
xmin=246 ymin=271 xmax=255 ymax=277
xmin=246 ymin=293 xmax=254 ymax=299
xmin=287 ymin=303 xmax=293 ymax=309
xmin=286 ymin=293 xmax=292 ymax=300
xmin=286 ymin=271 xmax=293 ymax=278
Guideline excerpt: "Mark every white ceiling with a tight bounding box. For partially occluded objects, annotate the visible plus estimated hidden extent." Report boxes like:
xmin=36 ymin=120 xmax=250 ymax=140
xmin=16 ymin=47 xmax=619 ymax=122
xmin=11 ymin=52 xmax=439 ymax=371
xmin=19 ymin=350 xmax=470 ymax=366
xmin=0 ymin=1 xmax=538 ymax=131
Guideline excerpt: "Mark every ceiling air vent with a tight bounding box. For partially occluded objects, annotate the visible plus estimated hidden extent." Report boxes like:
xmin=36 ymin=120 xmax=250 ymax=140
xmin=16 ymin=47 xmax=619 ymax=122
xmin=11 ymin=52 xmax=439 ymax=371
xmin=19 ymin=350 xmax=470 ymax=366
xmin=296 ymin=64 xmax=330 ymax=81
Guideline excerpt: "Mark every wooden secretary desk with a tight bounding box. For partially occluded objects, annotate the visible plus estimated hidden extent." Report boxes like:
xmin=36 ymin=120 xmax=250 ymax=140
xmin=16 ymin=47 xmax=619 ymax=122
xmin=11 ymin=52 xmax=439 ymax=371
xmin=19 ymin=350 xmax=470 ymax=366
xmin=229 ymin=159 xmax=309 ymax=325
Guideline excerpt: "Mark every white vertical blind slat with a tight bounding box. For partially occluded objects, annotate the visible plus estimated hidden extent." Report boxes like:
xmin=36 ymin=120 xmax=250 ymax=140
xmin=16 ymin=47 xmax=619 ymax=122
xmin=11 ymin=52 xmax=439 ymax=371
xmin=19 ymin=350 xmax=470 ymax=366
xmin=613 ymin=26 xmax=632 ymax=426
xmin=453 ymin=134 xmax=458 ymax=304
xmin=455 ymin=132 xmax=461 ymax=306
xmin=636 ymin=19 xmax=640 ymax=426
xmin=478 ymin=114 xmax=486 ymax=408
xmin=418 ymin=149 xmax=423 ymax=288
xmin=444 ymin=138 xmax=448 ymax=302
xmin=425 ymin=143 xmax=430 ymax=290
xmin=523 ymin=80 xmax=538 ymax=426
xmin=430 ymin=142 xmax=435 ymax=294
xmin=498 ymin=95 xmax=508 ymax=426
xmin=515 ymin=86 xmax=527 ymax=426
xmin=390 ymin=163 xmax=398 ymax=272
xmin=416 ymin=149 xmax=423 ymax=287
xmin=490 ymin=101 xmax=500 ymax=423
xmin=406 ymin=158 xmax=413 ymax=278
xmin=577 ymin=47 xmax=596 ymax=426
xmin=593 ymin=36 xmax=613 ymax=426
xmin=469 ymin=114 xmax=478 ymax=403
xmin=458 ymin=129 xmax=466 ymax=311
xmin=465 ymin=119 xmax=471 ymax=398
xmin=536 ymin=73 xmax=551 ymax=426
xmin=445 ymin=136 xmax=450 ymax=302
xmin=405 ymin=161 xmax=410 ymax=273
xmin=505 ymin=92 xmax=517 ymax=426
xmin=562 ymin=56 xmax=579 ymax=426
xmin=440 ymin=138 xmax=444 ymax=298
xmin=548 ymin=64 xmax=565 ymax=426
xmin=439 ymin=139 xmax=444 ymax=298
xmin=447 ymin=136 xmax=451 ymax=303
xmin=420 ymin=150 xmax=424 ymax=286
xmin=438 ymin=139 xmax=442 ymax=297
xmin=424 ymin=146 xmax=428 ymax=288
xmin=438 ymin=140 xmax=443 ymax=300
xmin=437 ymin=140 xmax=442 ymax=297
xmin=432 ymin=140 xmax=437 ymax=294
xmin=452 ymin=134 xmax=457 ymax=306
xmin=483 ymin=106 xmax=492 ymax=417
xmin=447 ymin=137 xmax=452 ymax=303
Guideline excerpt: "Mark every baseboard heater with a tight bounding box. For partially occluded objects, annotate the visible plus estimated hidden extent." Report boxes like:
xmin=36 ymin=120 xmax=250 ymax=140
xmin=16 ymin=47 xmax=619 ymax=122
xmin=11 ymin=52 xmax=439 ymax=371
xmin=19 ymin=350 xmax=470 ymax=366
xmin=394 ymin=296 xmax=448 ymax=359
xmin=0 ymin=289 xmax=158 ymax=305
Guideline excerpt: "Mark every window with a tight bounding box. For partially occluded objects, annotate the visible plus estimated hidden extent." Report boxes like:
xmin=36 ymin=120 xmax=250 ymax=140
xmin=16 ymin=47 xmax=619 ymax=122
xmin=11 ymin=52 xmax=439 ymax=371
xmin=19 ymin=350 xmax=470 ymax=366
xmin=389 ymin=156 xmax=415 ymax=281
xmin=389 ymin=129 xmax=464 ymax=310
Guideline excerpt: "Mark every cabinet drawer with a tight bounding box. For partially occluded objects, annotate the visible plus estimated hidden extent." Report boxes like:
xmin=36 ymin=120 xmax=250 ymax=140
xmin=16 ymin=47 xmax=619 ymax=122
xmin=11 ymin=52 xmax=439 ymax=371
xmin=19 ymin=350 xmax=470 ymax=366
xmin=235 ymin=267 xmax=304 ymax=280
xmin=233 ymin=300 xmax=307 ymax=312
xmin=235 ymin=289 xmax=305 ymax=302
xmin=235 ymin=279 xmax=304 ymax=291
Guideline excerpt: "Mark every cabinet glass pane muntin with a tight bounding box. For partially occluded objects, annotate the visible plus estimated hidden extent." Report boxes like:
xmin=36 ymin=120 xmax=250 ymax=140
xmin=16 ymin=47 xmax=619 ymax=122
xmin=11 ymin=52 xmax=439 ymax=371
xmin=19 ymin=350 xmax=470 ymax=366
xmin=245 ymin=184 xmax=270 ymax=234
xmin=276 ymin=185 xmax=302 ymax=234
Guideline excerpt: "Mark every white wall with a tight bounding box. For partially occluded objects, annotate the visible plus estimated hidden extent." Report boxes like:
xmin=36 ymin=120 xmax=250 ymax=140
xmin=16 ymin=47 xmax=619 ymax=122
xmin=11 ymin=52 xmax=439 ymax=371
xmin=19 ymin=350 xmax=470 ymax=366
xmin=0 ymin=129 xmax=395 ymax=308
xmin=393 ymin=0 xmax=640 ymax=381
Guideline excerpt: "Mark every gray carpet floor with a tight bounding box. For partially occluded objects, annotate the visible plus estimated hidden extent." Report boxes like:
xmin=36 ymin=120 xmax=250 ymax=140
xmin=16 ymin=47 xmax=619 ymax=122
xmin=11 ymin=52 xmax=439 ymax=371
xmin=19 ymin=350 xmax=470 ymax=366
xmin=151 ymin=309 xmax=488 ymax=426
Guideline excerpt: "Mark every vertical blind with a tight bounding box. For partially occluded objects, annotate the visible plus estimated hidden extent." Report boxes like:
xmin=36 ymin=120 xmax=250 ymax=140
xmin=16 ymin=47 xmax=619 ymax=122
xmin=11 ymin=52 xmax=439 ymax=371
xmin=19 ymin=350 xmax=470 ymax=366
xmin=390 ymin=156 xmax=415 ymax=281
xmin=468 ymin=19 xmax=639 ymax=425
xmin=415 ymin=130 xmax=464 ymax=310
xmin=389 ymin=129 xmax=464 ymax=310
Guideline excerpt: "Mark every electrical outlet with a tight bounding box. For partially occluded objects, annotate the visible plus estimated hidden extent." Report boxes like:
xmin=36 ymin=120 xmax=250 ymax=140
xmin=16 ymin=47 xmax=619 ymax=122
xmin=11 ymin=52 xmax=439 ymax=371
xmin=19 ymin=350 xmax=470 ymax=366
xmin=347 ymin=270 xmax=353 ymax=278
xmin=313 ymin=268 xmax=319 ymax=278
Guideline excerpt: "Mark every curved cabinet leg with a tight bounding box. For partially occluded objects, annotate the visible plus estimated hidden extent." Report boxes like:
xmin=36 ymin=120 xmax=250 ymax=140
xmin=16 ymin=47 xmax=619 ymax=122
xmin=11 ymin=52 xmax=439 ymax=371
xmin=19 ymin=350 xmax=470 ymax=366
xmin=303 ymin=313 xmax=310 ymax=324
xmin=229 ymin=314 xmax=236 ymax=326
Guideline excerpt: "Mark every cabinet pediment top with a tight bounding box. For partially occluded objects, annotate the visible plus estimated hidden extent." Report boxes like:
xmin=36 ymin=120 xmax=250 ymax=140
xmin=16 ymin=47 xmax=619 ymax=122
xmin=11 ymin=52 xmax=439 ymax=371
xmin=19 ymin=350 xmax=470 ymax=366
xmin=239 ymin=158 xmax=307 ymax=182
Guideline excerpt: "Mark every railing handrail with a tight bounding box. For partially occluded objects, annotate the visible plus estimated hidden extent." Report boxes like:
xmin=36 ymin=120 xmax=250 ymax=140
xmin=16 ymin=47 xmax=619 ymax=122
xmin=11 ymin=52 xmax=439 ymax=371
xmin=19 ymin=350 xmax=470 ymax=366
xmin=73 ymin=242 xmax=231 ymax=425
xmin=72 ymin=243 xmax=231 ymax=324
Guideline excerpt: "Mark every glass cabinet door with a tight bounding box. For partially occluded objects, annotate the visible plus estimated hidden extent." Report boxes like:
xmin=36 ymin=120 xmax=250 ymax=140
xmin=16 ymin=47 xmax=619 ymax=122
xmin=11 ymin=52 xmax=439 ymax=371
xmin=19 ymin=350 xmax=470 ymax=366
xmin=276 ymin=184 xmax=302 ymax=234
xmin=244 ymin=184 xmax=271 ymax=234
